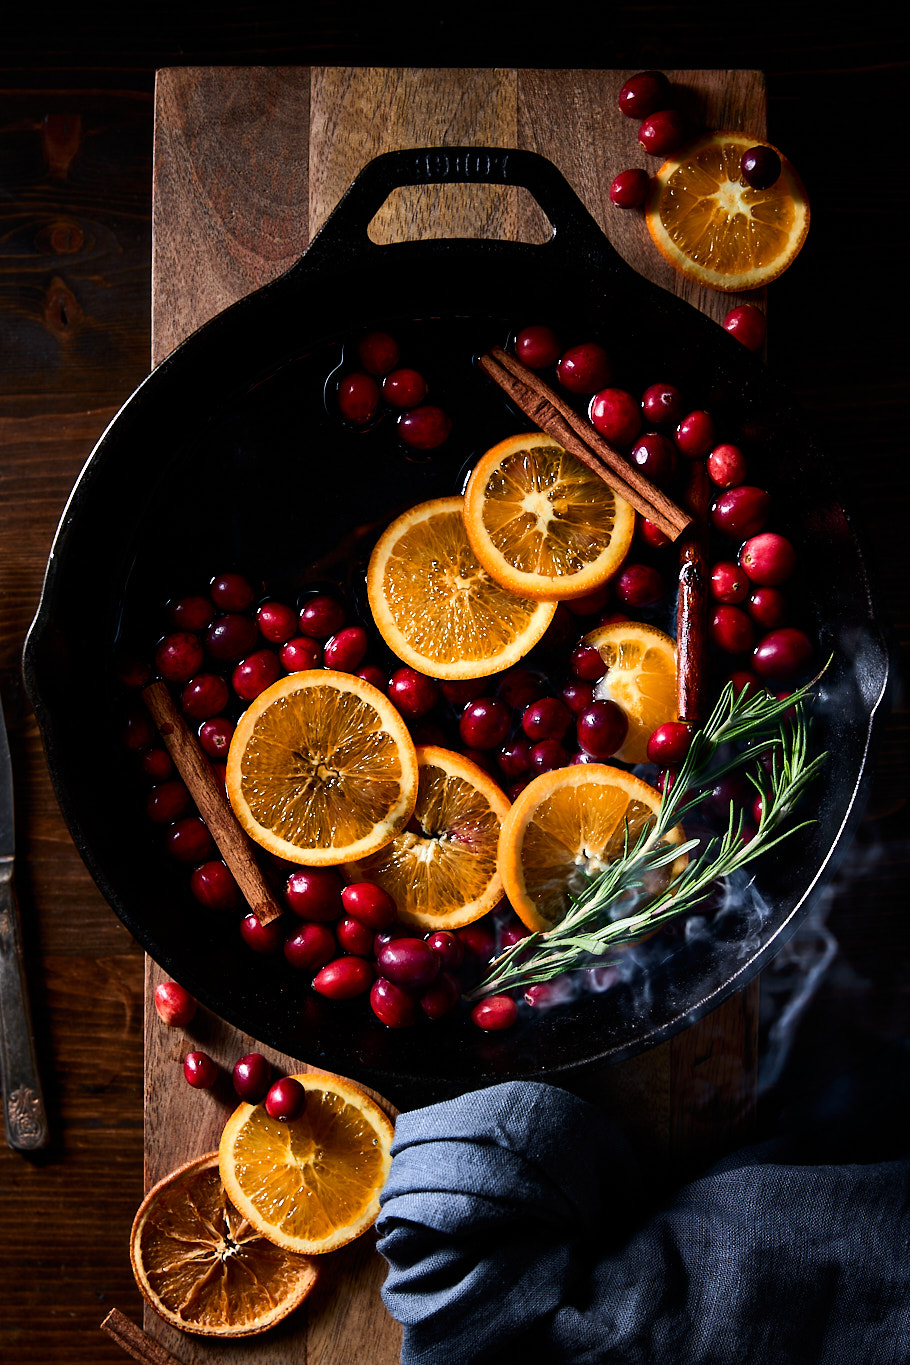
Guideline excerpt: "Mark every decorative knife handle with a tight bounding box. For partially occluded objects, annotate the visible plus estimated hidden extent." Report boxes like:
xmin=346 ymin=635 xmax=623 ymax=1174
xmin=0 ymin=861 xmax=49 ymax=1151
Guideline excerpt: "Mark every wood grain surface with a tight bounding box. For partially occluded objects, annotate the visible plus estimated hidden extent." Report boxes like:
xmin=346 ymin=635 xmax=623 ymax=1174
xmin=0 ymin=27 xmax=906 ymax=1365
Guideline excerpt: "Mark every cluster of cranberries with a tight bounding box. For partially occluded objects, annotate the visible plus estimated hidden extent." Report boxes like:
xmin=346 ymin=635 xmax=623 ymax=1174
xmin=334 ymin=329 xmax=452 ymax=451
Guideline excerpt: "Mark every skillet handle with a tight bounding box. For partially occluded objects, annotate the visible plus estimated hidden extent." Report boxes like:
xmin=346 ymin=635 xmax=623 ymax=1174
xmin=293 ymin=146 xmax=615 ymax=272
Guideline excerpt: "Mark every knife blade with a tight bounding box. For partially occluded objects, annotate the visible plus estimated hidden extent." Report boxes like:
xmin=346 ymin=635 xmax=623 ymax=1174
xmin=0 ymin=696 xmax=49 ymax=1151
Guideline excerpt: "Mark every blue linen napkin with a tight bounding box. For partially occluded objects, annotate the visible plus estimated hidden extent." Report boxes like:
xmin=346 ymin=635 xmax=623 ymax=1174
xmin=377 ymin=1080 xmax=910 ymax=1364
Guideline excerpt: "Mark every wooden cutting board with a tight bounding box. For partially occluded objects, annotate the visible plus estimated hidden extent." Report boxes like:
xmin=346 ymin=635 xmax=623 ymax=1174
xmin=146 ymin=66 xmax=764 ymax=1362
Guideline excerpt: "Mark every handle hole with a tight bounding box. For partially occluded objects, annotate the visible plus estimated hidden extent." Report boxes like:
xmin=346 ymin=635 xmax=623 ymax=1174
xmin=366 ymin=184 xmax=554 ymax=246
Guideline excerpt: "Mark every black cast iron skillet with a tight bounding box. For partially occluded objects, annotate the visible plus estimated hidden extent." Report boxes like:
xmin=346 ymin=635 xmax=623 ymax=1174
xmin=23 ymin=148 xmax=889 ymax=1108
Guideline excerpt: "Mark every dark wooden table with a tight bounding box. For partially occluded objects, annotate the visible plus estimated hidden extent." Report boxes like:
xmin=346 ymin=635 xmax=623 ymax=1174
xmin=1 ymin=15 xmax=907 ymax=1363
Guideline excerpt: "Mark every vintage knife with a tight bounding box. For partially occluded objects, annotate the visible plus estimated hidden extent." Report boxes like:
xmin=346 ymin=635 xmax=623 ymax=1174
xmin=0 ymin=698 xmax=49 ymax=1151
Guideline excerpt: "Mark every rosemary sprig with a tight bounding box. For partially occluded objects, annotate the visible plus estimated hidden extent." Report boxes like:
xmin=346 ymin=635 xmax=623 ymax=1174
xmin=467 ymin=674 xmax=827 ymax=1002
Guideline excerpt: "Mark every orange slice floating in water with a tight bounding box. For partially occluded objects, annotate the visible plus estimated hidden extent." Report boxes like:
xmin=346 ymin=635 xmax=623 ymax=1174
xmin=585 ymin=620 xmax=678 ymax=765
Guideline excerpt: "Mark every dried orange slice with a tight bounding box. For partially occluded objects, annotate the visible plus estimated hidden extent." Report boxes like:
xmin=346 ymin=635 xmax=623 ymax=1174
xmin=226 ymin=670 xmax=418 ymax=865
xmin=367 ymin=495 xmax=555 ymax=680
xmin=462 ymin=433 xmax=635 ymax=600
xmin=219 ymin=1071 xmax=395 ymax=1256
xmin=498 ymin=764 xmax=685 ymax=932
xmin=342 ymin=745 xmax=510 ymax=930
xmin=586 ymin=621 xmax=677 ymax=765
xmin=130 ymin=1152 xmax=318 ymax=1337
xmin=645 ymin=131 xmax=810 ymax=292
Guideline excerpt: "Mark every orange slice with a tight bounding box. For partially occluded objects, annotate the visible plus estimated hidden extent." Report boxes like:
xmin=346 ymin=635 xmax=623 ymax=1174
xmin=462 ymin=433 xmax=635 ymax=600
xmin=226 ymin=670 xmax=418 ymax=865
xmin=342 ymin=745 xmax=510 ymax=930
xmin=366 ymin=495 xmax=555 ymax=680
xmin=645 ymin=131 xmax=810 ymax=292
xmin=586 ymin=621 xmax=677 ymax=765
xmin=497 ymin=764 xmax=685 ymax=932
xmin=219 ymin=1071 xmax=395 ymax=1256
xmin=130 ymin=1152 xmax=318 ymax=1337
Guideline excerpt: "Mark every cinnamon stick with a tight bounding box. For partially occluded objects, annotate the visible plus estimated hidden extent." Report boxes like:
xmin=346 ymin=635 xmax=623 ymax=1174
xmin=676 ymin=460 xmax=711 ymax=725
xmin=142 ymin=680 xmax=282 ymax=925
xmin=478 ymin=347 xmax=692 ymax=542
xmin=100 ymin=1309 xmax=185 ymax=1365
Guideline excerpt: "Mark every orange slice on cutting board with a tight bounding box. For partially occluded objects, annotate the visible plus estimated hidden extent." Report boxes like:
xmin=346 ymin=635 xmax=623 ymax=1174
xmin=130 ymin=1152 xmax=318 ymax=1337
xmin=343 ymin=745 xmax=510 ymax=930
xmin=367 ymin=495 xmax=555 ymax=679
xmin=462 ymin=433 xmax=635 ymax=600
xmin=226 ymin=670 xmax=418 ymax=865
xmin=645 ymin=131 xmax=810 ymax=292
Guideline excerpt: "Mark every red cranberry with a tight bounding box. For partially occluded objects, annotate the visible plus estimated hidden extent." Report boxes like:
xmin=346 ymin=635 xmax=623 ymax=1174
xmin=312 ymin=956 xmax=374 ymax=999
xmin=459 ymin=697 xmax=511 ymax=750
xmin=748 ymin=587 xmax=787 ymax=629
xmin=286 ymin=868 xmax=343 ymax=921
xmin=198 ymin=716 xmax=234 ymax=759
xmin=167 ymin=595 xmax=213 ymax=632
xmin=723 ymin=304 xmax=766 ymax=352
xmin=299 ymin=595 xmax=346 ymax=639
xmin=265 ymin=1076 xmax=306 ymax=1121
xmin=564 ymin=584 xmax=613 ymax=617
xmin=498 ymin=737 xmax=532 ymax=780
xmin=496 ymin=667 xmax=546 ymax=711
xmin=739 ymin=532 xmax=796 ymax=587
xmin=388 ymin=667 xmax=439 ymax=719
xmin=335 ymin=916 xmax=374 ymax=956
xmin=641 ymin=382 xmax=684 ymax=425
xmin=377 ymin=938 xmax=440 ymax=991
xmin=240 ymin=912 xmax=285 ymax=955
xmin=183 ymin=1051 xmax=218 ymax=1089
xmin=190 ymin=860 xmax=242 ymax=910
xmin=284 ymin=922 xmax=336 ymax=972
xmin=568 ymin=642 xmax=605 ymax=681
xmin=323 ymin=625 xmax=367 ymax=672
xmin=457 ymin=921 xmax=496 ymax=963
xmin=711 ymin=486 xmax=771 ymax=540
xmin=646 ymin=720 xmax=693 ymax=766
xmin=116 ymin=653 xmax=152 ymax=690
xmin=618 ymin=70 xmax=672 ymax=119
xmin=577 ymin=700 xmax=628 ymax=759
xmin=615 ymin=563 xmax=666 ymax=607
xmin=561 ymin=679 xmax=595 ymax=715
xmin=232 ymin=1053 xmax=271 ymax=1103
xmin=420 ymin=972 xmax=460 ymax=1020
xmin=589 ymin=388 xmax=642 ymax=446
xmin=370 ymin=977 xmax=418 ymax=1028
xmin=521 ymin=696 xmax=572 ymax=743
xmin=440 ymin=677 xmax=488 ymax=707
xmin=425 ymin=930 xmax=465 ymax=971
xmin=638 ymin=519 xmax=671 ymax=551
xmin=382 ymin=368 xmax=427 ymax=407
xmin=528 ymin=738 xmax=568 ymax=773
xmin=206 ymin=614 xmax=258 ymax=661
xmin=740 ymin=145 xmax=781 ymax=190
xmin=470 ymin=995 xmax=518 ymax=1031
xmin=711 ymin=561 xmax=750 ymax=604
xmin=145 ymin=780 xmax=191 ymax=824
xmin=411 ymin=720 xmax=449 ymax=748
xmin=166 ymin=816 xmax=215 ymax=864
xmin=181 ymin=673 xmax=230 ymax=721
xmin=609 ymin=168 xmax=650 ymax=208
xmin=638 ymin=108 xmax=686 ymax=155
xmin=138 ymin=747 xmax=173 ymax=782
xmin=710 ymin=606 xmax=756 ymax=655
xmin=341 ymin=882 xmax=397 ymax=929
xmin=233 ymin=649 xmax=281 ymax=701
xmin=357 ymin=664 xmax=388 ymax=692
xmin=257 ymin=600 xmax=298 ymax=644
xmin=629 ymin=432 xmax=677 ymax=485
xmin=707 ymin=442 xmax=748 ymax=488
xmin=515 ymin=324 xmax=561 ymax=370
xmin=397 ymin=405 xmax=451 ymax=450
xmin=536 ymin=603 xmax=577 ymax=657
xmin=357 ymin=330 xmax=399 ymax=376
xmin=675 ymin=410 xmax=716 ymax=459
xmin=154 ymin=981 xmax=197 ymax=1027
xmin=556 ymin=342 xmax=613 ymax=393
xmin=211 ymin=572 xmax=256 ymax=613
xmin=155 ymin=632 xmax=204 ymax=683
xmin=752 ymin=628 xmax=813 ymax=682
xmin=280 ymin=636 xmax=322 ymax=671
xmin=727 ymin=670 xmax=762 ymax=702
